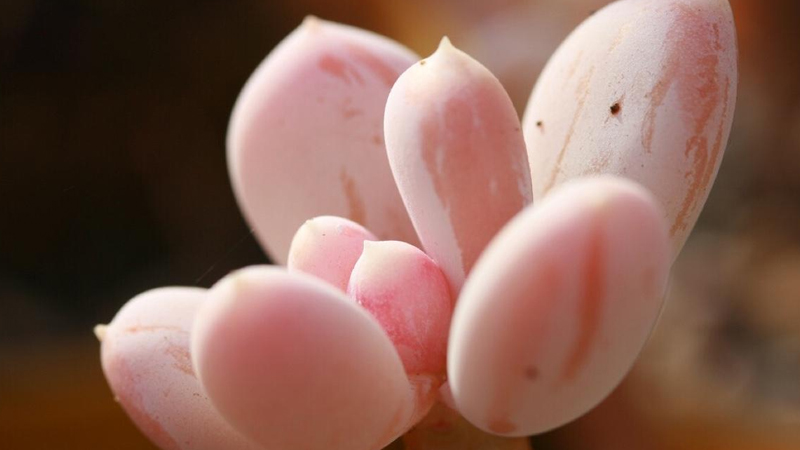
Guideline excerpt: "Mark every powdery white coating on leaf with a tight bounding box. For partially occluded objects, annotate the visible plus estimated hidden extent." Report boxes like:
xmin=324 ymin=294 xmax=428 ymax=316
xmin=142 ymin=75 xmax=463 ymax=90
xmin=99 ymin=288 xmax=262 ymax=450
xmin=448 ymin=177 xmax=670 ymax=436
xmin=287 ymin=215 xmax=377 ymax=291
xmin=228 ymin=17 xmax=420 ymax=264
xmin=384 ymin=37 xmax=532 ymax=294
xmin=522 ymin=0 xmax=737 ymax=257
xmin=191 ymin=266 xmax=416 ymax=450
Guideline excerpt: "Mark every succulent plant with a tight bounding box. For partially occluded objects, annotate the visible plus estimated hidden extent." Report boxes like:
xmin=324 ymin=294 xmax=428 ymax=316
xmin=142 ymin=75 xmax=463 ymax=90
xmin=96 ymin=0 xmax=738 ymax=449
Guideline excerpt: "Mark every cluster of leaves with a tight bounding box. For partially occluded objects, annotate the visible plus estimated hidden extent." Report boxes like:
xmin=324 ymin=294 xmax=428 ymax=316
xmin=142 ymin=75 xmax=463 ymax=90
xmin=97 ymin=0 xmax=737 ymax=449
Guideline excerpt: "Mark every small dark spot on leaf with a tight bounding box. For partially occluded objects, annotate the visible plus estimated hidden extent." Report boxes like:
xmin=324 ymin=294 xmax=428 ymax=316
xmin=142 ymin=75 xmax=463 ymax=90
xmin=524 ymin=366 xmax=540 ymax=380
xmin=536 ymin=120 xmax=544 ymax=131
xmin=419 ymin=60 xmax=427 ymax=66
xmin=610 ymin=102 xmax=621 ymax=115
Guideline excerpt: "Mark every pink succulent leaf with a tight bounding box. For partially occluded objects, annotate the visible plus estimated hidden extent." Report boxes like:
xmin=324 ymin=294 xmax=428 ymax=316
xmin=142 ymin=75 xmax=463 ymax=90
xmin=287 ymin=215 xmax=377 ymax=292
xmin=349 ymin=240 xmax=453 ymax=376
xmin=98 ymin=288 xmax=263 ymax=450
xmin=228 ymin=17 xmax=420 ymax=264
xmin=348 ymin=240 xmax=454 ymax=428
xmin=448 ymin=177 xmax=670 ymax=436
xmin=384 ymin=37 xmax=533 ymax=294
xmin=448 ymin=176 xmax=671 ymax=437
xmin=522 ymin=0 xmax=738 ymax=258
xmin=190 ymin=266 xmax=419 ymax=450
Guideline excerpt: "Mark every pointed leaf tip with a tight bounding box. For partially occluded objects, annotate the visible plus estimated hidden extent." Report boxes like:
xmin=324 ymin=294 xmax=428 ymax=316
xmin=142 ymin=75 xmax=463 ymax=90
xmin=94 ymin=324 xmax=107 ymax=342
xmin=384 ymin=37 xmax=532 ymax=294
xmin=438 ymin=36 xmax=454 ymax=51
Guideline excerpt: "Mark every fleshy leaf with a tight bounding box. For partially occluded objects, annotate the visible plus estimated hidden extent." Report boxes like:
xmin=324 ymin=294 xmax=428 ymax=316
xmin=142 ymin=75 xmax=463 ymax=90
xmin=191 ymin=266 xmax=417 ymax=450
xmin=228 ymin=17 xmax=420 ymax=264
xmin=384 ymin=37 xmax=532 ymax=293
xmin=522 ymin=0 xmax=737 ymax=257
xmin=448 ymin=177 xmax=670 ymax=436
xmin=348 ymin=240 xmax=452 ymax=428
xmin=99 ymin=288 xmax=262 ymax=450
xmin=349 ymin=240 xmax=452 ymax=376
xmin=287 ymin=215 xmax=376 ymax=291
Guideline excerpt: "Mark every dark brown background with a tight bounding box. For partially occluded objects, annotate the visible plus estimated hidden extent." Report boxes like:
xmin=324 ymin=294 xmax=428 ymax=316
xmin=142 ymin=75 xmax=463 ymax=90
xmin=1 ymin=0 xmax=799 ymax=448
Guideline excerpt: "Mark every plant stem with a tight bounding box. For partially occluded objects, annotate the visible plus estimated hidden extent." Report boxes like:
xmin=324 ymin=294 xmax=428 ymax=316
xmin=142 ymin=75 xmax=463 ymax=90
xmin=399 ymin=403 xmax=532 ymax=450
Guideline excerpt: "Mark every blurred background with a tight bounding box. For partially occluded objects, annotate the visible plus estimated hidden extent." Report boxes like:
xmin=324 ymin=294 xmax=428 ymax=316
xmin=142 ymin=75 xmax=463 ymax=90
xmin=1 ymin=0 xmax=798 ymax=448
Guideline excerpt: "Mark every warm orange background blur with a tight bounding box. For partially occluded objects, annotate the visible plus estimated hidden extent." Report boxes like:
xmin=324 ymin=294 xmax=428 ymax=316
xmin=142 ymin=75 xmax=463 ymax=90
xmin=1 ymin=0 xmax=799 ymax=448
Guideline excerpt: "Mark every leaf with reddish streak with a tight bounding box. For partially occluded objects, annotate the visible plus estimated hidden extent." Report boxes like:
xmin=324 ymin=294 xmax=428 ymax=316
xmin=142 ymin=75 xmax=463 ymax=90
xmin=522 ymin=0 xmax=738 ymax=258
xmin=384 ymin=37 xmax=532 ymax=294
xmin=228 ymin=17 xmax=420 ymax=264
xmin=448 ymin=177 xmax=670 ymax=436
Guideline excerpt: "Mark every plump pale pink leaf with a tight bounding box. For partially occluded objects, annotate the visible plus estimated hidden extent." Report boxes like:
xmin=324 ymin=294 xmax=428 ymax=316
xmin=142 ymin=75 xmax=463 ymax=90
xmin=522 ymin=0 xmax=737 ymax=257
xmin=98 ymin=288 xmax=262 ymax=450
xmin=228 ymin=17 xmax=420 ymax=264
xmin=448 ymin=177 xmax=670 ymax=436
xmin=349 ymin=240 xmax=452 ymax=375
xmin=348 ymin=241 xmax=453 ymax=426
xmin=287 ymin=215 xmax=376 ymax=291
xmin=384 ymin=37 xmax=532 ymax=293
xmin=191 ymin=266 xmax=415 ymax=450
